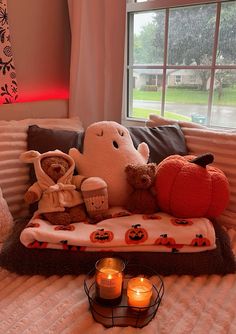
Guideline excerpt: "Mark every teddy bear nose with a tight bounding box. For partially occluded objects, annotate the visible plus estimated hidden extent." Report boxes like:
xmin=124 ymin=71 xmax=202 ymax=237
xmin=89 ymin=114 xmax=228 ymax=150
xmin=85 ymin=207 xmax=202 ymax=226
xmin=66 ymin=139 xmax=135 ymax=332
xmin=54 ymin=166 xmax=62 ymax=173
xmin=141 ymin=176 xmax=148 ymax=184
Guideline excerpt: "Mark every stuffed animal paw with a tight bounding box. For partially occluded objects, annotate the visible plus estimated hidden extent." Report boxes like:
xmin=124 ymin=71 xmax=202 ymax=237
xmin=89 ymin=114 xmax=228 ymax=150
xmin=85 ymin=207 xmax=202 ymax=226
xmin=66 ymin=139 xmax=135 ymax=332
xmin=24 ymin=190 xmax=39 ymax=204
xmin=43 ymin=211 xmax=71 ymax=226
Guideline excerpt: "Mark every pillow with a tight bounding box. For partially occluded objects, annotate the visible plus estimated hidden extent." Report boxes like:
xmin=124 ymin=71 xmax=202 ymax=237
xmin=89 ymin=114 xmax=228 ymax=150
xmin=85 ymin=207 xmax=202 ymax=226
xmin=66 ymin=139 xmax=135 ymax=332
xmin=27 ymin=124 xmax=84 ymax=154
xmin=128 ymin=124 xmax=188 ymax=163
xmin=27 ymin=124 xmax=187 ymax=165
xmin=0 ymin=118 xmax=83 ymax=219
xmin=0 ymin=217 xmax=235 ymax=276
xmin=0 ymin=187 xmax=14 ymax=242
xmin=0 ymin=117 xmax=83 ymax=131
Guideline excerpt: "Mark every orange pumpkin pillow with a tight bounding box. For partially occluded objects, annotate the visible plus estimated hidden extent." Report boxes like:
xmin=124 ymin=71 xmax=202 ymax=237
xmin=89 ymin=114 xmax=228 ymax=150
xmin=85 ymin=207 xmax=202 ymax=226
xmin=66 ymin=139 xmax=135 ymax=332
xmin=155 ymin=153 xmax=230 ymax=218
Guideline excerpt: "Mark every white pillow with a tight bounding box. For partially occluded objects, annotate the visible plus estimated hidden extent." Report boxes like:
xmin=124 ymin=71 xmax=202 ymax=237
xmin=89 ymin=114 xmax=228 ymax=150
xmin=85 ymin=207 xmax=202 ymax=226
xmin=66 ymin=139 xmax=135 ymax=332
xmin=0 ymin=117 xmax=83 ymax=131
xmin=0 ymin=117 xmax=84 ymax=219
xmin=0 ymin=187 xmax=14 ymax=242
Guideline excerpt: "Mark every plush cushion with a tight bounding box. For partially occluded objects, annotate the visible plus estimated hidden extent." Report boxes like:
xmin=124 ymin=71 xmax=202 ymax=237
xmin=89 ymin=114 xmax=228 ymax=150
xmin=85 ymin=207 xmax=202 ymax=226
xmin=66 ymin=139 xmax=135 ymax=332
xmin=128 ymin=124 xmax=188 ymax=163
xmin=0 ymin=118 xmax=83 ymax=219
xmin=0 ymin=187 xmax=14 ymax=242
xmin=27 ymin=124 xmax=187 ymax=166
xmin=69 ymin=121 xmax=150 ymax=207
xmin=146 ymin=115 xmax=236 ymax=229
xmin=27 ymin=124 xmax=84 ymax=154
xmin=0 ymin=217 xmax=235 ymax=276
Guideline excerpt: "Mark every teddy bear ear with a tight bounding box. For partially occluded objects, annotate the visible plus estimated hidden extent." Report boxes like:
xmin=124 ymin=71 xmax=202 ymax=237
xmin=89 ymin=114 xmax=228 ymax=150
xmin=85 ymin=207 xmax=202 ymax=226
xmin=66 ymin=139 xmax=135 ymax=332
xmin=19 ymin=150 xmax=40 ymax=163
xmin=149 ymin=163 xmax=157 ymax=173
xmin=125 ymin=164 xmax=135 ymax=173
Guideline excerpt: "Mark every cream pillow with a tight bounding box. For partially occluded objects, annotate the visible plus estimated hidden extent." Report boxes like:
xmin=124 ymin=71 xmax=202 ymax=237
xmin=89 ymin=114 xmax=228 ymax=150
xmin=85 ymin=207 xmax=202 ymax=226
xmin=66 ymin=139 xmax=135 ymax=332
xmin=0 ymin=187 xmax=14 ymax=242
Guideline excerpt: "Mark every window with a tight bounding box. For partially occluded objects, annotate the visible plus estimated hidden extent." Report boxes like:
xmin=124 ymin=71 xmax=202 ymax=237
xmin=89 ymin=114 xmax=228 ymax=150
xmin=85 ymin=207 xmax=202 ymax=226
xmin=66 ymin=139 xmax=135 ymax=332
xmin=175 ymin=75 xmax=182 ymax=84
xmin=126 ymin=0 xmax=236 ymax=128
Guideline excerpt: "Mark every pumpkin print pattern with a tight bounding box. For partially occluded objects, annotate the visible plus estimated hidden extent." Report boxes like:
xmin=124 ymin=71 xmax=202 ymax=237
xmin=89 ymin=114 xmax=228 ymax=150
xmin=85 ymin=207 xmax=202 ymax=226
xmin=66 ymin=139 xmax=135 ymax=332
xmin=60 ymin=240 xmax=86 ymax=251
xmin=171 ymin=218 xmax=193 ymax=226
xmin=54 ymin=225 xmax=75 ymax=231
xmin=90 ymin=228 xmax=114 ymax=243
xmin=155 ymin=234 xmax=184 ymax=251
xmin=28 ymin=241 xmax=48 ymax=249
xmin=190 ymin=234 xmax=211 ymax=247
xmin=125 ymin=224 xmax=148 ymax=244
xmin=142 ymin=214 xmax=162 ymax=220
xmin=155 ymin=234 xmax=176 ymax=247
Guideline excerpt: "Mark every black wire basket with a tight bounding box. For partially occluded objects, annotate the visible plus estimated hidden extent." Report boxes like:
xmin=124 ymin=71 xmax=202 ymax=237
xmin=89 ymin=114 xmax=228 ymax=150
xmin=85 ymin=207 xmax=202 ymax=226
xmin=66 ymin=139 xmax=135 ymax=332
xmin=84 ymin=262 xmax=164 ymax=328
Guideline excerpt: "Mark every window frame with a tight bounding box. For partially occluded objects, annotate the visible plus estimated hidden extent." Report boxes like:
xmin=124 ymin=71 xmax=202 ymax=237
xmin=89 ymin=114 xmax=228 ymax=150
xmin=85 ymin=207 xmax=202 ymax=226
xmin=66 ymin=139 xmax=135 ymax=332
xmin=124 ymin=0 xmax=236 ymax=128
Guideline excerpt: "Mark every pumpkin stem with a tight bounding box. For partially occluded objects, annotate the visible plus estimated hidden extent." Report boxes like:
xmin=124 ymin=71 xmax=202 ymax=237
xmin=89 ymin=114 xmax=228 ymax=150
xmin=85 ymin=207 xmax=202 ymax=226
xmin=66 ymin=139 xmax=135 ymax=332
xmin=190 ymin=153 xmax=214 ymax=168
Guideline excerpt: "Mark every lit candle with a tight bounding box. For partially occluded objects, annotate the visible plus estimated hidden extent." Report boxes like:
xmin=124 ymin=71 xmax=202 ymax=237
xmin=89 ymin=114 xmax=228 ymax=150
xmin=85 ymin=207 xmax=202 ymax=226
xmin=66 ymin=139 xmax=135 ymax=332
xmin=127 ymin=277 xmax=153 ymax=311
xmin=95 ymin=258 xmax=125 ymax=305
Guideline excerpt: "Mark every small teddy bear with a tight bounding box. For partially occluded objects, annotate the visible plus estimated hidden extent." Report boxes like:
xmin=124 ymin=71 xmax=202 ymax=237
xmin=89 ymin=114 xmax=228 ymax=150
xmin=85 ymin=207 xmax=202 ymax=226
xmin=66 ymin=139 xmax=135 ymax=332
xmin=20 ymin=150 xmax=87 ymax=225
xmin=125 ymin=163 xmax=158 ymax=214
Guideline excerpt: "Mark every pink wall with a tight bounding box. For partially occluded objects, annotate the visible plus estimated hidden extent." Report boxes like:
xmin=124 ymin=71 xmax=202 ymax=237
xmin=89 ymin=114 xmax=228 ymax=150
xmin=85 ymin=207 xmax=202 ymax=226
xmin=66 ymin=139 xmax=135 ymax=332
xmin=6 ymin=0 xmax=71 ymax=104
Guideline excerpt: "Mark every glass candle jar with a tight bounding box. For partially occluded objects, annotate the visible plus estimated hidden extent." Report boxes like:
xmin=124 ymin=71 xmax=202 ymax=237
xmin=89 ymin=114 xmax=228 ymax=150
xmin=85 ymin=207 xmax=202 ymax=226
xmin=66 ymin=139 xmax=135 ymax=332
xmin=95 ymin=257 xmax=125 ymax=306
xmin=127 ymin=277 xmax=153 ymax=311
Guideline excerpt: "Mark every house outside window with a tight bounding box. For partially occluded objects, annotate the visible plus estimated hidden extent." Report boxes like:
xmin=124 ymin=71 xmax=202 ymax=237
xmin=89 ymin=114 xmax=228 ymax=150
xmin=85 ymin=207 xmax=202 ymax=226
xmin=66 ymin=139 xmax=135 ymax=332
xmin=125 ymin=0 xmax=236 ymax=128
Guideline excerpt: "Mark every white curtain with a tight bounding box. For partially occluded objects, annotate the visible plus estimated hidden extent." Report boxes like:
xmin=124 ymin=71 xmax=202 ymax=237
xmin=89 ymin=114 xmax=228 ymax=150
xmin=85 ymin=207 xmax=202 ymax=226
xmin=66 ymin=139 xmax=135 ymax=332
xmin=68 ymin=0 xmax=126 ymax=129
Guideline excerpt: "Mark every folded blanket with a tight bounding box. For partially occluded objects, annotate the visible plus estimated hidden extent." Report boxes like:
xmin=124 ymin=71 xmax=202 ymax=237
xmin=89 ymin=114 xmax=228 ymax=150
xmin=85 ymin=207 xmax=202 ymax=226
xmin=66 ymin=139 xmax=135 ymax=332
xmin=20 ymin=208 xmax=216 ymax=253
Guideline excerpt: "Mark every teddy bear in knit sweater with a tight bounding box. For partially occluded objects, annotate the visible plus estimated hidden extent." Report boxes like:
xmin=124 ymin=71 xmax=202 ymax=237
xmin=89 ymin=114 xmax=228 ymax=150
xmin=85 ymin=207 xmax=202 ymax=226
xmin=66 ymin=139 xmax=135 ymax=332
xmin=20 ymin=150 xmax=87 ymax=225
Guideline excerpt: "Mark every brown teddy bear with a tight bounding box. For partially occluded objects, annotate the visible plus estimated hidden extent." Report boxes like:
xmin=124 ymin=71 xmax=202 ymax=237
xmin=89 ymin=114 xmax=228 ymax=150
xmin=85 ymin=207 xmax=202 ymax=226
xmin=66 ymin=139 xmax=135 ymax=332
xmin=125 ymin=163 xmax=158 ymax=214
xmin=20 ymin=150 xmax=87 ymax=225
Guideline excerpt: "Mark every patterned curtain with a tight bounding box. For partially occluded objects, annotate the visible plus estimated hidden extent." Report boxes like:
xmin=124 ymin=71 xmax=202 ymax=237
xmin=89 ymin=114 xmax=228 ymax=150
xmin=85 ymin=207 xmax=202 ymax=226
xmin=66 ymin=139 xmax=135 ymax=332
xmin=0 ymin=0 xmax=18 ymax=103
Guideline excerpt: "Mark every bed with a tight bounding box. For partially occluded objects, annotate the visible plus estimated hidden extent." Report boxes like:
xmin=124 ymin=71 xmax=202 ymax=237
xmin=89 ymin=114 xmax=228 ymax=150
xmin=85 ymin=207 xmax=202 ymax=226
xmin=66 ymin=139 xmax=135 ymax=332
xmin=0 ymin=115 xmax=236 ymax=333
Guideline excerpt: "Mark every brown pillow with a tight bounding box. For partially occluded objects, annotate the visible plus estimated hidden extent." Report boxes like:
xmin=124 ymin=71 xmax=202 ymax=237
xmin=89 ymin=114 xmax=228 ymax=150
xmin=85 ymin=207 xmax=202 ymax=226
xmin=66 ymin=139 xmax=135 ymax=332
xmin=28 ymin=123 xmax=187 ymax=163
xmin=128 ymin=124 xmax=188 ymax=163
xmin=27 ymin=124 xmax=84 ymax=153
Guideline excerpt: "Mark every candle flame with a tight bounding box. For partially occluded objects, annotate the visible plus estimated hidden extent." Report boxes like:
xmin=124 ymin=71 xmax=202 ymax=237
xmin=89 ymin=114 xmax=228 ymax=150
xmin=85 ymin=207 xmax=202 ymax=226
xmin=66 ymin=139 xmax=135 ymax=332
xmin=108 ymin=274 xmax=112 ymax=279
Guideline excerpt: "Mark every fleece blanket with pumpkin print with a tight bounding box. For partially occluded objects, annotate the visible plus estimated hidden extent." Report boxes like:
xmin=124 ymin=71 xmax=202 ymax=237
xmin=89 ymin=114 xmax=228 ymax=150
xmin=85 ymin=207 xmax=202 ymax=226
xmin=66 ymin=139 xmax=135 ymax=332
xmin=19 ymin=207 xmax=216 ymax=253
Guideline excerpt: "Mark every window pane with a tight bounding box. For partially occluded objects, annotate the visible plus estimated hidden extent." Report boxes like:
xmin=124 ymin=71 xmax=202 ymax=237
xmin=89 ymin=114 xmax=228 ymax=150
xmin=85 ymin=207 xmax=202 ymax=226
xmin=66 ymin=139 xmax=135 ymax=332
xmin=168 ymin=4 xmax=216 ymax=65
xmin=129 ymin=69 xmax=163 ymax=119
xmin=211 ymin=69 xmax=236 ymax=127
xmin=217 ymin=2 xmax=236 ymax=65
xmin=132 ymin=11 xmax=165 ymax=65
xmin=165 ymin=69 xmax=210 ymax=124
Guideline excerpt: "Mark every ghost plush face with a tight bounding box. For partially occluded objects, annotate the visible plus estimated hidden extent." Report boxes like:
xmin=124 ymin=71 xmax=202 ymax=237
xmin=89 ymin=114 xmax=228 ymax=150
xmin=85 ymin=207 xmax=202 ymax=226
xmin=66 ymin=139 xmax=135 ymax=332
xmin=69 ymin=121 xmax=149 ymax=207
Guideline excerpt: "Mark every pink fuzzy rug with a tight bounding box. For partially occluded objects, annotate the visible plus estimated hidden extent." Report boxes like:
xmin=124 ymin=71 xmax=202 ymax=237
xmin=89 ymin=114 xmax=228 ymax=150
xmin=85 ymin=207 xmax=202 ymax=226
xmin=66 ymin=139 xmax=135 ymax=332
xmin=0 ymin=228 xmax=236 ymax=334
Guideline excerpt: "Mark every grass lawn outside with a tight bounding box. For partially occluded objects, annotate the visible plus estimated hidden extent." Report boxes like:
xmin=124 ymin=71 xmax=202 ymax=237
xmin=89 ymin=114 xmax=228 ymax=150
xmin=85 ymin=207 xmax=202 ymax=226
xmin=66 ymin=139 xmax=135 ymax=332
xmin=132 ymin=108 xmax=191 ymax=121
xmin=133 ymin=86 xmax=236 ymax=106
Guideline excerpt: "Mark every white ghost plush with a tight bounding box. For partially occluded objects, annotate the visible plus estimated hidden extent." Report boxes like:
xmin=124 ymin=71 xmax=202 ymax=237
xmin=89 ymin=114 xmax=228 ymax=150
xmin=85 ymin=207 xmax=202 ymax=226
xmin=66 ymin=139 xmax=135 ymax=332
xmin=69 ymin=121 xmax=149 ymax=207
